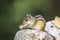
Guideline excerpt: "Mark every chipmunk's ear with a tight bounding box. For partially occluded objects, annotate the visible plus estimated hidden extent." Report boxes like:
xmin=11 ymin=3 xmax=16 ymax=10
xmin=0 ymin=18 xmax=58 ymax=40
xmin=26 ymin=14 xmax=31 ymax=16
xmin=26 ymin=14 xmax=33 ymax=18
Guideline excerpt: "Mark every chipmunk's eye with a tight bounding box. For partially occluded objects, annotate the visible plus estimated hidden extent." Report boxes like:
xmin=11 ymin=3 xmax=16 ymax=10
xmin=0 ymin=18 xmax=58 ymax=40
xmin=25 ymin=19 xmax=28 ymax=21
xmin=25 ymin=16 xmax=31 ymax=21
xmin=24 ymin=17 xmax=28 ymax=21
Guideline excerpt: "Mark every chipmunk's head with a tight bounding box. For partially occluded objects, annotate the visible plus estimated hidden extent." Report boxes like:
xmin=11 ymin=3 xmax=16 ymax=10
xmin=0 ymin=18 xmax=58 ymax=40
xmin=19 ymin=14 xmax=36 ymax=29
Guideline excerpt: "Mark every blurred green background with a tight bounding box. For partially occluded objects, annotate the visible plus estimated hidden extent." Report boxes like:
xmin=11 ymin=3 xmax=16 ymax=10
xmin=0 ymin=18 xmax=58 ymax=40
xmin=0 ymin=0 xmax=60 ymax=40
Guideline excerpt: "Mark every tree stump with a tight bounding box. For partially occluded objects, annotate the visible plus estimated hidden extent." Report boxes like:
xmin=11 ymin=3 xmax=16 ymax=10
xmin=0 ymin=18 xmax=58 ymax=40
xmin=14 ymin=29 xmax=54 ymax=40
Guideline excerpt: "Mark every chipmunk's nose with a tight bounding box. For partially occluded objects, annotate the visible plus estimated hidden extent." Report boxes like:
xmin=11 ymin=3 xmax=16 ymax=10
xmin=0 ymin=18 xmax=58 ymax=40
xmin=19 ymin=25 xmax=23 ymax=29
xmin=19 ymin=24 xmax=28 ymax=29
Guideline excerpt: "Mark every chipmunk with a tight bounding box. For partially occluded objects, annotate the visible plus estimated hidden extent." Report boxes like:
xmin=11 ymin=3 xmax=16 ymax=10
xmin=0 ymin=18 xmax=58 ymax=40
xmin=19 ymin=14 xmax=46 ymax=31
xmin=51 ymin=16 xmax=60 ymax=28
xmin=45 ymin=16 xmax=60 ymax=40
